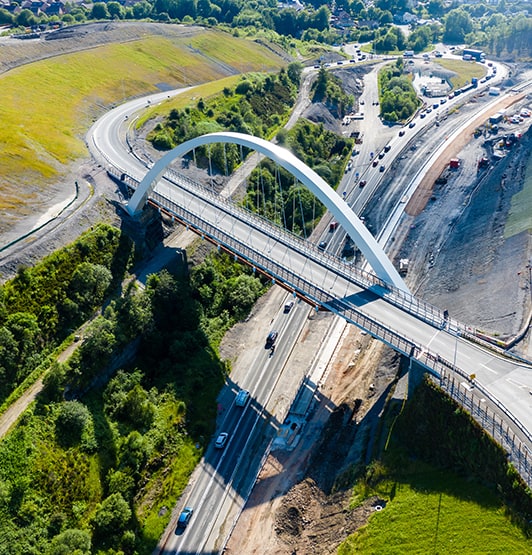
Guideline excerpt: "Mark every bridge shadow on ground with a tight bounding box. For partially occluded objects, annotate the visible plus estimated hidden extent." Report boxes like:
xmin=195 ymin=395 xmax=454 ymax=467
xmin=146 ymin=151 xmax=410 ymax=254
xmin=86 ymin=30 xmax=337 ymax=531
xmin=182 ymin=361 xmax=406 ymax=520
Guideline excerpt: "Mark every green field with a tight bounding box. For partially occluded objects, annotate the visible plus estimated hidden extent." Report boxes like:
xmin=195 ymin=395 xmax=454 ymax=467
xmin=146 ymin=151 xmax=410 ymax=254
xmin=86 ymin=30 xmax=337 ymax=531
xmin=0 ymin=29 xmax=285 ymax=210
xmin=435 ymin=58 xmax=487 ymax=88
xmin=505 ymin=150 xmax=532 ymax=237
xmin=338 ymin=462 xmax=531 ymax=554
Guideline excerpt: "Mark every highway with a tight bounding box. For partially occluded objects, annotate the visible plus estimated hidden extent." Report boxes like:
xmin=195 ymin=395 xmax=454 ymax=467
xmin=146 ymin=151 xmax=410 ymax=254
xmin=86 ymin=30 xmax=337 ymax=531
xmin=87 ymin=57 xmax=532 ymax=554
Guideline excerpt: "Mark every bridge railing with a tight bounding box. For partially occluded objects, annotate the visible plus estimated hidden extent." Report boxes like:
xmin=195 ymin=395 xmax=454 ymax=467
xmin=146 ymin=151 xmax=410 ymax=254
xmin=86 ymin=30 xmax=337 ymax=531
xmin=116 ymin=165 xmax=475 ymax=339
xmin=438 ymin=371 xmax=531 ymax=487
xmin=148 ymin=187 xmax=532 ymax=488
xmin=160 ymin=168 xmax=471 ymax=332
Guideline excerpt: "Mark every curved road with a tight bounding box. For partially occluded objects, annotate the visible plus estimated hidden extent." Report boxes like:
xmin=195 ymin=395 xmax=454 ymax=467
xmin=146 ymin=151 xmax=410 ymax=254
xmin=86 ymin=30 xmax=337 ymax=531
xmin=87 ymin=59 xmax=532 ymax=554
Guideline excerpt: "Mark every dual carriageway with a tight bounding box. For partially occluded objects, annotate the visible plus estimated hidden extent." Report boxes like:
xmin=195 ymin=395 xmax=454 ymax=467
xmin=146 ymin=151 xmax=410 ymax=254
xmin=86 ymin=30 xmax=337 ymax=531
xmin=88 ymin=58 xmax=532 ymax=552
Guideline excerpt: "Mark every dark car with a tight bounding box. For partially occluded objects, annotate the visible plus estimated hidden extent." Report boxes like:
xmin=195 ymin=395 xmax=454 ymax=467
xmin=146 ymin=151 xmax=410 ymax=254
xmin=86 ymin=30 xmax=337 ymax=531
xmin=266 ymin=330 xmax=278 ymax=347
xmin=379 ymin=165 xmax=385 ymax=172
xmin=284 ymin=300 xmax=295 ymax=313
xmin=318 ymin=241 xmax=327 ymax=251
xmin=399 ymin=130 xmax=406 ymax=137
xmin=177 ymin=507 xmax=194 ymax=529
xmin=359 ymin=180 xmax=367 ymax=188
xmin=408 ymin=122 xmax=416 ymax=128
xmin=384 ymin=145 xmax=391 ymax=152
xmin=372 ymin=160 xmax=378 ymax=167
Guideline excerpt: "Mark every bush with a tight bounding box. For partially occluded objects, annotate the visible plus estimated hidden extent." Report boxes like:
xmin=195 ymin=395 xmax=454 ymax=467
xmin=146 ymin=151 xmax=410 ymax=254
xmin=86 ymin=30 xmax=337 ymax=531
xmin=55 ymin=401 xmax=93 ymax=447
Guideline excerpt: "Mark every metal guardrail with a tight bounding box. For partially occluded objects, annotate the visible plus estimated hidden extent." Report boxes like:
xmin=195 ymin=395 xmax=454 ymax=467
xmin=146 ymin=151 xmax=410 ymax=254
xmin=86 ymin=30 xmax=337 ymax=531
xmin=110 ymin=167 xmax=532 ymax=488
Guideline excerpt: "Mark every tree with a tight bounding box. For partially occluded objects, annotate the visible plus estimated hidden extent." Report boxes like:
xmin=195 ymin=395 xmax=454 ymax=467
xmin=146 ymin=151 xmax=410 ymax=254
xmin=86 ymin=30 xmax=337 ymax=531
xmin=0 ymin=8 xmax=14 ymax=25
xmin=312 ymin=68 xmax=328 ymax=101
xmin=286 ymin=62 xmax=303 ymax=87
xmin=49 ymin=529 xmax=91 ymax=555
xmin=93 ymin=492 xmax=131 ymax=536
xmin=444 ymin=9 xmax=473 ymax=43
xmin=91 ymin=3 xmax=110 ymax=20
xmin=107 ymin=1 xmax=124 ymax=18
xmin=0 ymin=327 xmax=19 ymax=387
xmin=69 ymin=262 xmax=112 ymax=312
xmin=427 ymin=0 xmax=444 ymax=18
xmin=119 ymin=431 xmax=151 ymax=472
xmin=55 ymin=401 xmax=93 ymax=446
xmin=132 ymin=1 xmax=152 ymax=19
xmin=15 ymin=9 xmax=37 ymax=27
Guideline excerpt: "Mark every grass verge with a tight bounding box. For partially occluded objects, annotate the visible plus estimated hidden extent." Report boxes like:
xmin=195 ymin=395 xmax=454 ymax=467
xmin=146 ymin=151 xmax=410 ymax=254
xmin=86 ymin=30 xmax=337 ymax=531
xmin=435 ymin=58 xmax=487 ymax=88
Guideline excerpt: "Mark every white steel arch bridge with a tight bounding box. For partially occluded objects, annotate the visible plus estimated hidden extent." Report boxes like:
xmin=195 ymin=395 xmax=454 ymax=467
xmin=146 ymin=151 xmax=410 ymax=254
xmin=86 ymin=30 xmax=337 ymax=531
xmin=121 ymin=131 xmax=532 ymax=486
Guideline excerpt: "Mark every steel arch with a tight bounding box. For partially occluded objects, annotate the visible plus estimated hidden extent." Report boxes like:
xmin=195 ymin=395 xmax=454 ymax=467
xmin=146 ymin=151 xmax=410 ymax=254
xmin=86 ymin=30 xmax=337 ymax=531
xmin=127 ymin=131 xmax=408 ymax=292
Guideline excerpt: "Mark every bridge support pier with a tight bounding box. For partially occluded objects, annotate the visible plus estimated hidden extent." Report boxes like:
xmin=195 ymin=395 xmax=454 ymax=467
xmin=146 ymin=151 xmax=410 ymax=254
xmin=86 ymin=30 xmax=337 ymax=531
xmin=118 ymin=202 xmax=165 ymax=257
xmin=407 ymin=357 xmax=427 ymax=398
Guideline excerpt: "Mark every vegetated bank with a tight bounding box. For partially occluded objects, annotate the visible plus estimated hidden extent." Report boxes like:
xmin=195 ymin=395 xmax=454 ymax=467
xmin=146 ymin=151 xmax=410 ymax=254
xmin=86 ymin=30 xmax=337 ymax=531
xmin=0 ymin=224 xmax=270 ymax=554
xmin=337 ymin=378 xmax=532 ymax=554
xmin=147 ymin=66 xmax=353 ymax=235
xmin=378 ymin=58 xmax=421 ymax=122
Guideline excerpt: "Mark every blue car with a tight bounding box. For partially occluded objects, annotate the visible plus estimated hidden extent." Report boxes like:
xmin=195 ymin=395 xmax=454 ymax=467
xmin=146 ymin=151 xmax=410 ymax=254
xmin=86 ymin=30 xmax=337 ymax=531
xmin=177 ymin=507 xmax=194 ymax=528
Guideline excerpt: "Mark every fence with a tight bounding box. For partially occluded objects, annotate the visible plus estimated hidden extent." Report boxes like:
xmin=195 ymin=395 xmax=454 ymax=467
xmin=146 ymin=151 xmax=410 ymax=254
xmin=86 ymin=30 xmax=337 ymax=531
xmin=109 ymin=167 xmax=532 ymax=488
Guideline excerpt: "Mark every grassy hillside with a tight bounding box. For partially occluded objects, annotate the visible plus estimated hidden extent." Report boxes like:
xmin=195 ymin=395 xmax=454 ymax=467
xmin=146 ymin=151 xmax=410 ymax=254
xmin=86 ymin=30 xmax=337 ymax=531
xmin=505 ymin=141 xmax=532 ymax=237
xmin=338 ymin=380 xmax=532 ymax=554
xmin=339 ymin=462 xmax=531 ymax=554
xmin=0 ymin=29 xmax=286 ymax=211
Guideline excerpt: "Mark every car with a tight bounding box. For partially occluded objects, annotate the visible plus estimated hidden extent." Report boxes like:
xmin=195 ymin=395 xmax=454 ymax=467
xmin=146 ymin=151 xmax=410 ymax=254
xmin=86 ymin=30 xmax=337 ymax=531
xmin=379 ymin=165 xmax=385 ymax=172
xmin=329 ymin=221 xmax=338 ymax=231
xmin=359 ymin=180 xmax=366 ymax=188
xmin=372 ymin=160 xmax=378 ymax=167
xmin=426 ymin=107 xmax=432 ymax=113
xmin=408 ymin=122 xmax=416 ymax=128
xmin=360 ymin=99 xmax=365 ymax=105
xmin=399 ymin=130 xmax=406 ymax=136
xmin=384 ymin=145 xmax=391 ymax=152
xmin=284 ymin=300 xmax=295 ymax=313
xmin=215 ymin=432 xmax=229 ymax=449
xmin=266 ymin=330 xmax=278 ymax=347
xmin=235 ymin=389 xmax=250 ymax=407
xmin=378 ymin=151 xmax=385 ymax=159
xmin=318 ymin=241 xmax=327 ymax=251
xmin=177 ymin=507 xmax=194 ymax=528
xmin=420 ymin=112 xmax=426 ymax=119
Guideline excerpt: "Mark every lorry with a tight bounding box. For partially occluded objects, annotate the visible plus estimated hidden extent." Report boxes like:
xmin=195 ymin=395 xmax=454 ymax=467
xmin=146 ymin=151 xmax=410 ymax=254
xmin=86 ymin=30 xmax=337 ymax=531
xmin=462 ymin=48 xmax=485 ymax=62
